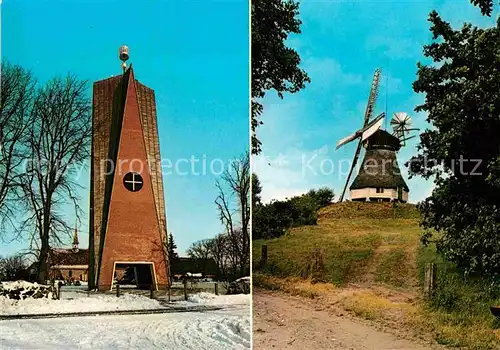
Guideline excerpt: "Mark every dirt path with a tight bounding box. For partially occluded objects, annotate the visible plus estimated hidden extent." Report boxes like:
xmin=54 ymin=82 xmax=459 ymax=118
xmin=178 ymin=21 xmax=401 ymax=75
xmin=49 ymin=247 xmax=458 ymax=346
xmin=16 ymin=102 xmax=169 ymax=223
xmin=253 ymin=289 xmax=437 ymax=350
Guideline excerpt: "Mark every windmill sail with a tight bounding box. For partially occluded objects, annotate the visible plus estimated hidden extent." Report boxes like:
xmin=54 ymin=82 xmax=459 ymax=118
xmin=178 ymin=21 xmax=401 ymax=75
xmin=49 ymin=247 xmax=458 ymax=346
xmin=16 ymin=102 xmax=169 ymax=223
xmin=336 ymin=132 xmax=359 ymax=149
xmin=336 ymin=113 xmax=385 ymax=150
xmin=339 ymin=69 xmax=382 ymax=202
xmin=363 ymin=69 xmax=381 ymax=124
xmin=361 ymin=113 xmax=385 ymax=142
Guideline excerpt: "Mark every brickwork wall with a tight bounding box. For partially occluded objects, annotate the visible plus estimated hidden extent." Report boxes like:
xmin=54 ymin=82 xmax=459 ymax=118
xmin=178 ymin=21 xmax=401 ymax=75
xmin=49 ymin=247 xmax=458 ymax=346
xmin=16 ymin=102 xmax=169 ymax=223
xmin=90 ymin=68 xmax=168 ymax=290
xmin=90 ymin=76 xmax=121 ymax=287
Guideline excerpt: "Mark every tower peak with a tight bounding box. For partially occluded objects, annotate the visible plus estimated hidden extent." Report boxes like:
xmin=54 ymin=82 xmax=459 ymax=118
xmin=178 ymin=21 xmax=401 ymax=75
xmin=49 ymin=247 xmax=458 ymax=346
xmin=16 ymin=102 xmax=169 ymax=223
xmin=119 ymin=45 xmax=129 ymax=73
xmin=72 ymin=226 xmax=79 ymax=252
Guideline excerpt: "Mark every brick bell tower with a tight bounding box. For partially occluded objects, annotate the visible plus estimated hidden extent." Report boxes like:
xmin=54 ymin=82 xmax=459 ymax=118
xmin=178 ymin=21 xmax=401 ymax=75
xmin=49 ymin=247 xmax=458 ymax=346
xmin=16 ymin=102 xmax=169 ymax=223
xmin=88 ymin=46 xmax=169 ymax=291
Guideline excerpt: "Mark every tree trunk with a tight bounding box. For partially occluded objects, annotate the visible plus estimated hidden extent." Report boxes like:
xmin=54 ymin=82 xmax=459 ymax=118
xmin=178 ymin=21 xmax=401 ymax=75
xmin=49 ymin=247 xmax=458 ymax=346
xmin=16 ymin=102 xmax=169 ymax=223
xmin=37 ymin=238 xmax=50 ymax=284
xmin=37 ymin=204 xmax=51 ymax=284
xmin=240 ymin=197 xmax=248 ymax=276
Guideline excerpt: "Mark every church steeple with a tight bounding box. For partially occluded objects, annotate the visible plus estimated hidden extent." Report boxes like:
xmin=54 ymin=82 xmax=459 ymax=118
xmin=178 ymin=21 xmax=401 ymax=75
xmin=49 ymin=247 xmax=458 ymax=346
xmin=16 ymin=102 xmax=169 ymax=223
xmin=72 ymin=226 xmax=79 ymax=252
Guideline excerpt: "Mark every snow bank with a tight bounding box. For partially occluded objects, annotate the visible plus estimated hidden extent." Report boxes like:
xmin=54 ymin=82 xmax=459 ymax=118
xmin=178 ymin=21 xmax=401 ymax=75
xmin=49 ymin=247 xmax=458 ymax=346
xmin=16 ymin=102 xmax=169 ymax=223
xmin=227 ymin=277 xmax=250 ymax=295
xmin=0 ymin=292 xmax=164 ymax=315
xmin=185 ymin=292 xmax=249 ymax=306
xmin=1 ymin=281 xmax=55 ymax=300
xmin=1 ymin=281 xmax=43 ymax=291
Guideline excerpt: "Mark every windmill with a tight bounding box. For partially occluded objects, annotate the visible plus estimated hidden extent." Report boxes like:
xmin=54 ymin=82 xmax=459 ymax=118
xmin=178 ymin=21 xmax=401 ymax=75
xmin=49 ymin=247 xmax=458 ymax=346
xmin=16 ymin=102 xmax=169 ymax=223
xmin=336 ymin=69 xmax=384 ymax=202
xmin=336 ymin=69 xmax=419 ymax=203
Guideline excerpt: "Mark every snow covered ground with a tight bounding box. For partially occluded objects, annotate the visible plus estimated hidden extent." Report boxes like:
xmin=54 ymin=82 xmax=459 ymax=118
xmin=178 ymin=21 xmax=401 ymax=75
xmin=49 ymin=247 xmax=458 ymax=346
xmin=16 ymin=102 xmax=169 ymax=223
xmin=0 ymin=285 xmax=250 ymax=349
xmin=182 ymin=292 xmax=249 ymax=306
xmin=0 ymin=292 xmax=164 ymax=315
xmin=1 ymin=307 xmax=250 ymax=349
xmin=1 ymin=290 xmax=249 ymax=315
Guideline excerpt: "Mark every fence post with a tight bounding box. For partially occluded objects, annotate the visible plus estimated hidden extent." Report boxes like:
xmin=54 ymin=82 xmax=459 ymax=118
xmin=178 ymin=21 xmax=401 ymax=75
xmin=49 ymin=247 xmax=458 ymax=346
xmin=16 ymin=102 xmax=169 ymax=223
xmin=215 ymin=282 xmax=219 ymax=296
xmin=424 ymin=263 xmax=437 ymax=298
xmin=150 ymin=284 xmax=154 ymax=299
xmin=57 ymin=284 xmax=61 ymax=300
xmin=260 ymin=245 xmax=268 ymax=269
xmin=116 ymin=284 xmax=120 ymax=297
xmin=183 ymin=279 xmax=188 ymax=301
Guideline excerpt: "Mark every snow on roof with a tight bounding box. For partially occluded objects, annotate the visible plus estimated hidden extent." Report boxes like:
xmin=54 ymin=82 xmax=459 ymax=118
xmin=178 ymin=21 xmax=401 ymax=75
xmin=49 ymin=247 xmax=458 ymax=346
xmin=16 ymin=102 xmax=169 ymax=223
xmin=49 ymin=248 xmax=89 ymax=266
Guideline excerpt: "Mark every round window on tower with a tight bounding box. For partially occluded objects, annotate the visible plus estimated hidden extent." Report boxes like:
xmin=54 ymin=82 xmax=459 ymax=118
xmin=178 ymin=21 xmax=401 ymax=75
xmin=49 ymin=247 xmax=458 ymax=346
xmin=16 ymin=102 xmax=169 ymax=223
xmin=123 ymin=172 xmax=144 ymax=192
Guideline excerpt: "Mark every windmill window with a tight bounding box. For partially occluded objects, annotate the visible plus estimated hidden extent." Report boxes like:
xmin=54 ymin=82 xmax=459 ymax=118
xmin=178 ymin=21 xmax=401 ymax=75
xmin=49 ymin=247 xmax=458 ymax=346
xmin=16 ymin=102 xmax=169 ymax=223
xmin=376 ymin=188 xmax=384 ymax=193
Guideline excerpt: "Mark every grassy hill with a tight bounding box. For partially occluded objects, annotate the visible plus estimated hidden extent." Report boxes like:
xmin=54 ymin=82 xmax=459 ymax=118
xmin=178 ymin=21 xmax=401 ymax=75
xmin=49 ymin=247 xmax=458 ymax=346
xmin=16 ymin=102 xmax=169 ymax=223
xmin=318 ymin=201 xmax=420 ymax=220
xmin=253 ymin=202 xmax=500 ymax=349
xmin=253 ymin=202 xmax=421 ymax=288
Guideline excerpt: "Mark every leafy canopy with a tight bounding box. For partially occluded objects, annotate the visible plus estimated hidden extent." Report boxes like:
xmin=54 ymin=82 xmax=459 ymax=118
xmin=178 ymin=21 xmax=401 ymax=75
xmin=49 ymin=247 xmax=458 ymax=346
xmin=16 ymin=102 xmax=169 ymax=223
xmin=252 ymin=173 xmax=262 ymax=208
xmin=469 ymin=0 xmax=496 ymax=16
xmin=408 ymin=11 xmax=500 ymax=278
xmin=252 ymin=187 xmax=334 ymax=240
xmin=251 ymin=0 xmax=310 ymax=154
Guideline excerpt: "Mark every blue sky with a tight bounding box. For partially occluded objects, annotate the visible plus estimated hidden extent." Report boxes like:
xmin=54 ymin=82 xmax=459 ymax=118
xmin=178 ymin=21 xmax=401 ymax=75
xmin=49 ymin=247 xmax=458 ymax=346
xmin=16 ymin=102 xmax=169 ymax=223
xmin=1 ymin=0 xmax=249 ymax=256
xmin=253 ymin=0 xmax=498 ymax=204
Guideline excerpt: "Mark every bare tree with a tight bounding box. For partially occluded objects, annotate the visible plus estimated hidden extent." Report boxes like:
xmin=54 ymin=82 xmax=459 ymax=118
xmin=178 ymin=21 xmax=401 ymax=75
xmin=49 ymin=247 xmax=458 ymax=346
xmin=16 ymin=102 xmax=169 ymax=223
xmin=215 ymin=179 xmax=239 ymax=270
xmin=0 ymin=62 xmax=35 ymax=231
xmin=186 ymin=239 xmax=214 ymax=276
xmin=215 ymin=152 xmax=250 ymax=276
xmin=0 ymin=254 xmax=28 ymax=281
xmin=18 ymin=75 xmax=91 ymax=283
xmin=210 ymin=234 xmax=229 ymax=276
xmin=227 ymin=228 xmax=244 ymax=277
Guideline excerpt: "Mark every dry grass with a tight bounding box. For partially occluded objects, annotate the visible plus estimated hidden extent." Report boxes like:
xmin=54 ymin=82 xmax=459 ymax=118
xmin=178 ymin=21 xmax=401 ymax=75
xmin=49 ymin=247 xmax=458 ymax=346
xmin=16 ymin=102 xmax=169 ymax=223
xmin=253 ymin=202 xmax=500 ymax=349
xmin=318 ymin=201 xmax=420 ymax=220
xmin=408 ymin=309 xmax=500 ymax=350
xmin=253 ymin=215 xmax=421 ymax=287
xmin=339 ymin=290 xmax=417 ymax=320
xmin=252 ymin=273 xmax=336 ymax=299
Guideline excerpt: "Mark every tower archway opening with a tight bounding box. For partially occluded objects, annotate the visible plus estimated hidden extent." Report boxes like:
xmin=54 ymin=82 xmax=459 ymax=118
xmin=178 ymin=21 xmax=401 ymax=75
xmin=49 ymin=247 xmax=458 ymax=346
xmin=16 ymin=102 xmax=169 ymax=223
xmin=113 ymin=262 xmax=156 ymax=290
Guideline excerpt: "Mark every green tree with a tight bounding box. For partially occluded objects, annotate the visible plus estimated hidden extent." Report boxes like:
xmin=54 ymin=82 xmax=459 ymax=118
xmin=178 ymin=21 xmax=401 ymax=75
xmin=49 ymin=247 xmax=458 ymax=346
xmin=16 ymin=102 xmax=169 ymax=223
xmin=167 ymin=233 xmax=179 ymax=261
xmin=306 ymin=188 xmax=335 ymax=209
xmin=252 ymin=187 xmax=334 ymax=240
xmin=252 ymin=173 xmax=262 ymax=208
xmin=469 ymin=0 xmax=496 ymax=16
xmin=408 ymin=11 xmax=500 ymax=277
xmin=251 ymin=0 xmax=310 ymax=154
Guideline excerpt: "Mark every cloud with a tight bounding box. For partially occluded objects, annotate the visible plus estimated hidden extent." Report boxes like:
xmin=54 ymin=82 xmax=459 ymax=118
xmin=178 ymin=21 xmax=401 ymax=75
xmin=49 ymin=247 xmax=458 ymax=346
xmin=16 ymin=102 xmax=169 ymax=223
xmin=302 ymin=57 xmax=363 ymax=89
xmin=253 ymin=145 xmax=333 ymax=203
xmin=331 ymin=95 xmax=368 ymax=121
xmin=299 ymin=0 xmax=343 ymax=23
xmin=365 ymin=36 xmax=423 ymax=60
xmin=379 ymin=73 xmax=405 ymax=95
